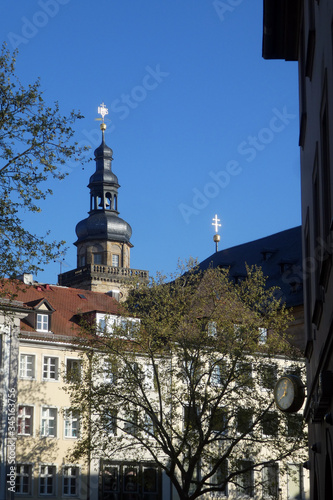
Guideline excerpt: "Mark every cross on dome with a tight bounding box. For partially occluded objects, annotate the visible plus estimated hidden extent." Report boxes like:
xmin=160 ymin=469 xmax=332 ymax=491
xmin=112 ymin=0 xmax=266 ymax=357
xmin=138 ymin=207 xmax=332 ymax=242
xmin=98 ymin=102 xmax=109 ymax=122
xmin=212 ymin=214 xmax=221 ymax=233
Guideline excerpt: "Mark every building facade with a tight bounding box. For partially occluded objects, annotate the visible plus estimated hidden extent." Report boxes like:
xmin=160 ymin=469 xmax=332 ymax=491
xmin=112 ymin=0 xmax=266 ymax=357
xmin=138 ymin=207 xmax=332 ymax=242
xmin=7 ymin=226 xmax=309 ymax=500
xmin=263 ymin=1 xmax=333 ymax=498
xmin=0 ymin=298 xmax=29 ymax=500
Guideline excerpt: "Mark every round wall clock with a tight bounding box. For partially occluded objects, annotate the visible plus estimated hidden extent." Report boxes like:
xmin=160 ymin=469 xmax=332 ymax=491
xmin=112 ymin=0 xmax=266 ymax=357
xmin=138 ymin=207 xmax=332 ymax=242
xmin=274 ymin=374 xmax=305 ymax=413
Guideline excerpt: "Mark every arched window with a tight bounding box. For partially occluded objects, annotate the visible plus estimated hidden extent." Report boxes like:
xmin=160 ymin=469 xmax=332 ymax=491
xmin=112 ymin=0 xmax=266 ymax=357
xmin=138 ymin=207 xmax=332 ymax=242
xmin=114 ymin=194 xmax=117 ymax=211
xmin=106 ymin=193 xmax=112 ymax=210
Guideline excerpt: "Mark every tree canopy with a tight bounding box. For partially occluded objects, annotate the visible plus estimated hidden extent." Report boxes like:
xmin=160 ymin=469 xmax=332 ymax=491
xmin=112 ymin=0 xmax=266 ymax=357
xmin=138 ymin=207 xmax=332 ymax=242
xmin=67 ymin=264 xmax=307 ymax=500
xmin=0 ymin=43 xmax=86 ymax=278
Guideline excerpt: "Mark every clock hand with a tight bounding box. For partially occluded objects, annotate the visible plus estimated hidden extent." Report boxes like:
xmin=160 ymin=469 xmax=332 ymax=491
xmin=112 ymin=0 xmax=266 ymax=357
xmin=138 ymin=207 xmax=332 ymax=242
xmin=278 ymin=381 xmax=287 ymax=401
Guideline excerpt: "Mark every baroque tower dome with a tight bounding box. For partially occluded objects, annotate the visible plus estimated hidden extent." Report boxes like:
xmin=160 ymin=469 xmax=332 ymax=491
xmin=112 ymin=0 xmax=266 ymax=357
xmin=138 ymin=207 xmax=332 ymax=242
xmin=58 ymin=104 xmax=148 ymax=298
xmin=75 ymin=125 xmax=132 ymax=245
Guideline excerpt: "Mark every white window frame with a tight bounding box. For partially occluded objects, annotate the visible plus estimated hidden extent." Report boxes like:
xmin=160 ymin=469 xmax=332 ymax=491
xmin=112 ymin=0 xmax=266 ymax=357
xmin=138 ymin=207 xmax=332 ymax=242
xmin=62 ymin=466 xmax=80 ymax=497
xmin=17 ymin=405 xmax=34 ymax=436
xmin=66 ymin=359 xmax=81 ymax=381
xmin=43 ymin=356 xmax=59 ymax=381
xmin=96 ymin=313 xmax=140 ymax=338
xmin=41 ymin=407 xmax=57 ymax=437
xmin=287 ymin=463 xmax=304 ymax=499
xmin=64 ymin=410 xmax=80 ymax=439
xmin=39 ymin=465 xmax=56 ymax=496
xmin=19 ymin=353 xmax=35 ymax=379
xmin=112 ymin=254 xmax=120 ymax=267
xmin=37 ymin=313 xmax=49 ymax=332
xmin=16 ymin=463 xmax=32 ymax=495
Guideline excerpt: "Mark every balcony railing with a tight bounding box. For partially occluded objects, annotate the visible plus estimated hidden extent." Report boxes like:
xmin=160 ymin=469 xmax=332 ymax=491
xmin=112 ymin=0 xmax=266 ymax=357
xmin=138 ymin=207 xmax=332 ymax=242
xmin=59 ymin=265 xmax=149 ymax=285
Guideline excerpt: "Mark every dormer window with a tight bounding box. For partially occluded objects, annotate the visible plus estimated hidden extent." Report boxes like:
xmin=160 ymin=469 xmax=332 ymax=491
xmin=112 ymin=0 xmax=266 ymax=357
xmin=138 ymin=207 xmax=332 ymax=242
xmin=37 ymin=313 xmax=49 ymax=332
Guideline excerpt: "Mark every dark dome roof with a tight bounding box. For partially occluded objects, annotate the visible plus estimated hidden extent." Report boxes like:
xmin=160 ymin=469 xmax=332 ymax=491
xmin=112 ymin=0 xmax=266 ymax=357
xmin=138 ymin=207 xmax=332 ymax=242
xmin=75 ymin=212 xmax=132 ymax=244
xmin=89 ymin=169 xmax=119 ymax=186
xmin=94 ymin=139 xmax=113 ymax=159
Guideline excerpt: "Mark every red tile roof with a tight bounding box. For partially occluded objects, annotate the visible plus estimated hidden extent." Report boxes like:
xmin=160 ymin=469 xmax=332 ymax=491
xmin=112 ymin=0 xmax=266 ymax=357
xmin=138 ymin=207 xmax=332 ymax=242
xmin=4 ymin=282 xmax=122 ymax=338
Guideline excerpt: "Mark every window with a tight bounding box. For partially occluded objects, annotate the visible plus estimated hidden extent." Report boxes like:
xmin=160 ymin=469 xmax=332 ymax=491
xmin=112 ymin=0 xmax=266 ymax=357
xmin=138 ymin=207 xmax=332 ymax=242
xmin=143 ymin=466 xmax=159 ymax=498
xmin=63 ymin=466 xmax=79 ymax=496
xmin=18 ymin=405 xmax=33 ymax=436
xmin=98 ymin=316 xmax=107 ymax=334
xmin=101 ymin=462 xmax=160 ymax=500
xmin=19 ymin=354 xmax=35 ymax=379
xmin=237 ymin=460 xmax=254 ymax=497
xmin=211 ymin=361 xmax=227 ymax=386
xmin=66 ymin=359 xmax=81 ymax=382
xmin=236 ymin=408 xmax=253 ymax=435
xmin=124 ymin=411 xmax=138 ymax=436
xmin=287 ymin=464 xmax=304 ymax=499
xmin=41 ymin=407 xmax=57 ymax=437
xmin=16 ymin=464 xmax=32 ymax=494
xmin=103 ymin=464 xmax=120 ymax=496
xmin=105 ymin=410 xmax=117 ymax=435
xmin=37 ymin=313 xmax=49 ymax=332
xmin=258 ymin=327 xmax=268 ymax=344
xmin=208 ymin=321 xmax=217 ymax=337
xmin=144 ymin=412 xmax=157 ymax=437
xmin=211 ymin=407 xmax=228 ymax=434
xmin=210 ymin=460 xmax=228 ymax=497
xmin=64 ymin=410 xmax=79 ymax=438
xmin=43 ymin=357 xmax=59 ymax=380
xmin=235 ymin=362 xmax=253 ymax=387
xmin=263 ymin=464 xmax=279 ymax=498
xmin=104 ymin=359 xmax=118 ymax=384
xmin=144 ymin=364 xmax=154 ymax=389
xmin=39 ymin=465 xmax=56 ymax=495
xmin=112 ymin=254 xmax=120 ymax=267
xmin=261 ymin=364 xmax=277 ymax=391
xmin=123 ymin=466 xmax=139 ymax=496
xmin=287 ymin=414 xmax=303 ymax=437
xmin=262 ymin=412 xmax=279 ymax=437
xmin=93 ymin=253 xmax=102 ymax=265
xmin=184 ymin=405 xmax=199 ymax=431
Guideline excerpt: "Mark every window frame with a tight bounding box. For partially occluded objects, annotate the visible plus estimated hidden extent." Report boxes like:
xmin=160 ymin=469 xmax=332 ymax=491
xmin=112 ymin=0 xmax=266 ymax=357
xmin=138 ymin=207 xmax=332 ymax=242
xmin=36 ymin=313 xmax=49 ymax=332
xmin=19 ymin=353 xmax=35 ymax=379
xmin=62 ymin=465 xmax=80 ymax=497
xmin=64 ymin=409 xmax=80 ymax=439
xmin=41 ymin=407 xmax=57 ymax=438
xmin=42 ymin=356 xmax=59 ymax=381
xmin=39 ymin=464 xmax=56 ymax=496
xmin=66 ymin=358 xmax=81 ymax=382
xmin=17 ymin=405 xmax=34 ymax=436
xmin=15 ymin=463 xmax=33 ymax=495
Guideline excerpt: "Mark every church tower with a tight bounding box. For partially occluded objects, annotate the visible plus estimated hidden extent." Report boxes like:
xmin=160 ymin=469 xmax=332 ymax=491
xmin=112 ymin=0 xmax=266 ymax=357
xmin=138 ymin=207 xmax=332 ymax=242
xmin=58 ymin=104 xmax=148 ymax=299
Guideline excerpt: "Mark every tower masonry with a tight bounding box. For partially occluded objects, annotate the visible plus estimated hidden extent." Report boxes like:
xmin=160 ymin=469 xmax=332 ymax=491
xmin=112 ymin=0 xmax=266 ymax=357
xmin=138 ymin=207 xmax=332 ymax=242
xmin=58 ymin=106 xmax=149 ymax=299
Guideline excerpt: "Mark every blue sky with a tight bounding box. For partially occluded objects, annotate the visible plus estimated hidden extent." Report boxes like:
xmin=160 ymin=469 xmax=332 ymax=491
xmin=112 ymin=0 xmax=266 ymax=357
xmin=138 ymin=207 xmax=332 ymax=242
xmin=2 ymin=1 xmax=301 ymax=283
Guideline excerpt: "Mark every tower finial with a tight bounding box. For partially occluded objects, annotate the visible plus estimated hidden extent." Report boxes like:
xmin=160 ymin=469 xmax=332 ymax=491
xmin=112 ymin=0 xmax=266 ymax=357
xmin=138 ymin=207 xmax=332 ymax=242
xmin=97 ymin=102 xmax=109 ymax=131
xmin=212 ymin=214 xmax=221 ymax=253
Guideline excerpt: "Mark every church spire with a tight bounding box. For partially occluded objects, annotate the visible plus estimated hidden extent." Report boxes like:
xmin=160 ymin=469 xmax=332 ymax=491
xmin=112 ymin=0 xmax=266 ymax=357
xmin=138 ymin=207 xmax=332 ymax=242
xmin=58 ymin=103 xmax=149 ymax=298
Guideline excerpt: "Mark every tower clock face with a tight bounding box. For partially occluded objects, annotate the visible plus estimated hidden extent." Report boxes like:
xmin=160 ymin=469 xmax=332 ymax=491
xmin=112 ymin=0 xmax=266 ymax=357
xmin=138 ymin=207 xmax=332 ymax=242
xmin=274 ymin=375 xmax=305 ymax=413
